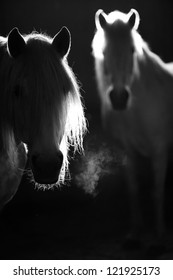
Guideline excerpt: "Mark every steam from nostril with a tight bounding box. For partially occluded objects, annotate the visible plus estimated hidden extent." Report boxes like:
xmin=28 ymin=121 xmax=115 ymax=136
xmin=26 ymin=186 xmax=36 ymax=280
xmin=74 ymin=141 xmax=126 ymax=195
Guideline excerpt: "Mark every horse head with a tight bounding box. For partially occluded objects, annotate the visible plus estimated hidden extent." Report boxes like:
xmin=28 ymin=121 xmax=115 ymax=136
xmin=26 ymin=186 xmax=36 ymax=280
xmin=3 ymin=27 xmax=85 ymax=186
xmin=95 ymin=9 xmax=140 ymax=110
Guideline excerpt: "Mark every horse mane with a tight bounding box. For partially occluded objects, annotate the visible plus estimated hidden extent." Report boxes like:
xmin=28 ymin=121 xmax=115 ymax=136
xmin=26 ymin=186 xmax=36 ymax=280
xmin=0 ymin=32 xmax=86 ymax=185
xmin=131 ymin=28 xmax=171 ymax=79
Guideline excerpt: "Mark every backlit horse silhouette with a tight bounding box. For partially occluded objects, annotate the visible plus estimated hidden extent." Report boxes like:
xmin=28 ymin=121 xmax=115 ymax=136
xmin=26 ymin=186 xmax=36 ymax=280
xmin=0 ymin=27 xmax=86 ymax=208
xmin=92 ymin=8 xmax=173 ymax=237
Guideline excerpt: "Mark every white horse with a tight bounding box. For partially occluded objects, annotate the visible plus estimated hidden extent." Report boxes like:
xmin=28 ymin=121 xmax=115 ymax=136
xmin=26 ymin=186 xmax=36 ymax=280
xmin=92 ymin=8 xmax=173 ymax=237
xmin=0 ymin=27 xmax=86 ymax=208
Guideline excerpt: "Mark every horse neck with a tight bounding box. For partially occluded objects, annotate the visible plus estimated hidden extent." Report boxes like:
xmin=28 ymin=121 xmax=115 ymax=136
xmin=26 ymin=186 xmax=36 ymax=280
xmin=133 ymin=46 xmax=166 ymax=89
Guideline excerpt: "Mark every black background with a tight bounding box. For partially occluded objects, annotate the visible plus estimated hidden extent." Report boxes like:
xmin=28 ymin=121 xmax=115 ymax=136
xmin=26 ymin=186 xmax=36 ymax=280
xmin=1 ymin=0 xmax=173 ymax=259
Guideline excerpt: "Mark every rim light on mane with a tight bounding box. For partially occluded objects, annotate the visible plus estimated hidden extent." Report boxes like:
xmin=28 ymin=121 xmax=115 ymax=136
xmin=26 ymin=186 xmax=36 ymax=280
xmin=0 ymin=27 xmax=87 ymax=194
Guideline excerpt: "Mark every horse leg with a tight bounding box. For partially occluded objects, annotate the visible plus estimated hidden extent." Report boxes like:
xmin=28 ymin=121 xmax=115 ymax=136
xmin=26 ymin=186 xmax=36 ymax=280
xmin=0 ymin=143 xmax=27 ymax=209
xmin=152 ymin=153 xmax=167 ymax=238
xmin=126 ymin=154 xmax=142 ymax=238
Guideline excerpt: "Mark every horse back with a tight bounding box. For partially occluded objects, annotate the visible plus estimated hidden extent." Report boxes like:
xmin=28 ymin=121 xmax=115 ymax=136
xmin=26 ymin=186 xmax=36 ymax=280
xmin=165 ymin=62 xmax=173 ymax=74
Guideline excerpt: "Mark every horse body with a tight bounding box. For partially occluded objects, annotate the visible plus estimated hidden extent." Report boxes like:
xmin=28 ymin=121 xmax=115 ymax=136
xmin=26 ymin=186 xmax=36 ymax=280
xmin=0 ymin=27 xmax=86 ymax=207
xmin=92 ymin=8 xmax=173 ymax=236
xmin=0 ymin=143 xmax=27 ymax=209
xmin=113 ymin=53 xmax=173 ymax=156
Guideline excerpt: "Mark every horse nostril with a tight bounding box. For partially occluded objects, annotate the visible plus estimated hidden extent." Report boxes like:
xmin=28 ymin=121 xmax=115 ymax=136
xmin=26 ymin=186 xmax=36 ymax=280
xmin=31 ymin=151 xmax=64 ymax=184
xmin=31 ymin=152 xmax=63 ymax=170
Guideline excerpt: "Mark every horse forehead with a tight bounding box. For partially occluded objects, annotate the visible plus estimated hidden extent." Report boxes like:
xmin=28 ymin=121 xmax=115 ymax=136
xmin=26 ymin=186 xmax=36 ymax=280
xmin=106 ymin=35 xmax=132 ymax=58
xmin=106 ymin=21 xmax=132 ymax=45
xmin=26 ymin=34 xmax=51 ymax=46
xmin=24 ymin=37 xmax=54 ymax=59
xmin=16 ymin=40 xmax=57 ymax=75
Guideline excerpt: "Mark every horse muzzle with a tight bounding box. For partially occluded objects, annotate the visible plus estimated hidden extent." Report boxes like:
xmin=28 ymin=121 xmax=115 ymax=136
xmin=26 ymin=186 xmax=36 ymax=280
xmin=109 ymin=87 xmax=129 ymax=110
xmin=31 ymin=150 xmax=63 ymax=184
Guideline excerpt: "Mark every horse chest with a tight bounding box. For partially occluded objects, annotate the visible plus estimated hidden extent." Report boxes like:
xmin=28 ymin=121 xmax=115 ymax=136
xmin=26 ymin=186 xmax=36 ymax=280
xmin=104 ymin=105 xmax=157 ymax=157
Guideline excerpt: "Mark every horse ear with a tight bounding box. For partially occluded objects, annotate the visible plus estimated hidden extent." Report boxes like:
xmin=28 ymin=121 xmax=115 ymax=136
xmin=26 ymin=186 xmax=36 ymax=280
xmin=95 ymin=9 xmax=108 ymax=30
xmin=7 ymin=27 xmax=26 ymax=58
xmin=52 ymin=26 xmax=71 ymax=57
xmin=128 ymin=9 xmax=140 ymax=30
